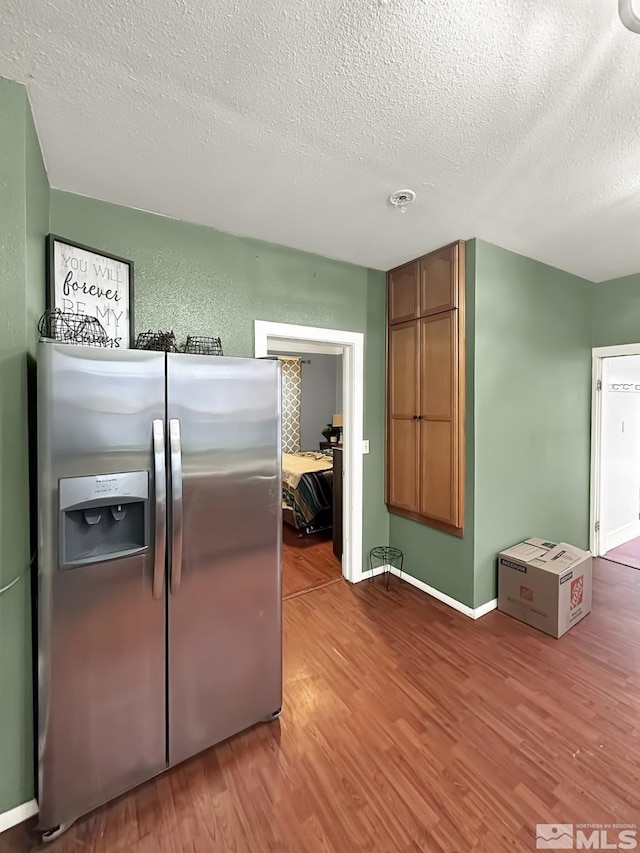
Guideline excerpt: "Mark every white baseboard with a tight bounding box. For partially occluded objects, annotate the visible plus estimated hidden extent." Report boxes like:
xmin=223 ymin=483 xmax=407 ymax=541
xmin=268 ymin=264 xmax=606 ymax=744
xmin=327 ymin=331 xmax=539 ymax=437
xmin=357 ymin=565 xmax=497 ymax=620
xmin=604 ymin=519 xmax=640 ymax=553
xmin=0 ymin=799 xmax=38 ymax=834
xmin=473 ymin=598 xmax=499 ymax=619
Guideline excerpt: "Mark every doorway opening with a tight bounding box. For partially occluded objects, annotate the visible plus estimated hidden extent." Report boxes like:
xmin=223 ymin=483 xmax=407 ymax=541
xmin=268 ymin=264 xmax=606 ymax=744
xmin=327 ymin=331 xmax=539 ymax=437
xmin=591 ymin=344 xmax=640 ymax=570
xmin=254 ymin=321 xmax=365 ymax=594
xmin=277 ymin=351 xmax=343 ymax=598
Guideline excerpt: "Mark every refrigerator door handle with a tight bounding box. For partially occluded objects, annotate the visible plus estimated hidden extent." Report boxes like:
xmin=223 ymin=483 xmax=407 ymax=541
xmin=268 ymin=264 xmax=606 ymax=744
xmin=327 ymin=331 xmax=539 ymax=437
xmin=170 ymin=418 xmax=184 ymax=594
xmin=152 ymin=419 xmax=167 ymax=599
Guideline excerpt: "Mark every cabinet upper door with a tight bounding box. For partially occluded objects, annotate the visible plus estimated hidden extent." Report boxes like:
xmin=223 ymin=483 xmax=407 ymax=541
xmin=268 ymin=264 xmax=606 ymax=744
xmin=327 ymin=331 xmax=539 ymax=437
xmin=388 ymin=261 xmax=420 ymax=325
xmin=387 ymin=320 xmax=420 ymax=512
xmin=420 ymin=243 xmax=459 ymax=316
xmin=419 ymin=311 xmax=460 ymax=526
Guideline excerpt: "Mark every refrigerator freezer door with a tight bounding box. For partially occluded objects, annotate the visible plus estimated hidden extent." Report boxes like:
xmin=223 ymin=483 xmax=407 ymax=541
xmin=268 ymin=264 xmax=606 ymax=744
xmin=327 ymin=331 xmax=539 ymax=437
xmin=38 ymin=344 xmax=167 ymax=830
xmin=167 ymin=355 xmax=282 ymax=767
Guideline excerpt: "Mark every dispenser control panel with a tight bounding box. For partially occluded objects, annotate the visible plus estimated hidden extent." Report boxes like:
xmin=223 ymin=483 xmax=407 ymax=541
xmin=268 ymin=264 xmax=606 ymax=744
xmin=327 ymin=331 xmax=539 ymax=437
xmin=59 ymin=471 xmax=148 ymax=509
xmin=59 ymin=471 xmax=149 ymax=568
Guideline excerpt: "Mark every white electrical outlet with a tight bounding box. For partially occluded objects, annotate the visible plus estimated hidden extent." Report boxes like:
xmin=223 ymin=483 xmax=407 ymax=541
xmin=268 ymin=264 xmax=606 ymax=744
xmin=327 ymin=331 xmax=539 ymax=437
xmin=362 ymin=440 xmax=370 ymax=454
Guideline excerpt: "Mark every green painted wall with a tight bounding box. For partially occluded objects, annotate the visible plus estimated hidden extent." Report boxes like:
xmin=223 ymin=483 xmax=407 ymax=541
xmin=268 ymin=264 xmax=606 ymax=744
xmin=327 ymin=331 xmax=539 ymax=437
xmin=388 ymin=241 xmax=476 ymax=608
xmin=3 ymin=70 xmax=636 ymax=815
xmin=49 ymin=190 xmax=389 ymax=573
xmin=592 ymin=274 xmax=640 ymax=347
xmin=0 ymin=77 xmax=48 ymax=813
xmin=473 ymin=241 xmax=593 ymax=607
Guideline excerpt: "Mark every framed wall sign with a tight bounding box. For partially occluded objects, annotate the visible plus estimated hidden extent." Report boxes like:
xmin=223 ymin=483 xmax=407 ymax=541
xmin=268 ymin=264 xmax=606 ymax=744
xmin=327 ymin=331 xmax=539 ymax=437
xmin=47 ymin=235 xmax=134 ymax=348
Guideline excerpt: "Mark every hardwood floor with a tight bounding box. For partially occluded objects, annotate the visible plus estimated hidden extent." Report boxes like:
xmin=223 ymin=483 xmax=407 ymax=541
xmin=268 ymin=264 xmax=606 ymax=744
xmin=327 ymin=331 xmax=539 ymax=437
xmin=604 ymin=534 xmax=640 ymax=570
xmin=3 ymin=557 xmax=640 ymax=852
xmin=281 ymin=524 xmax=342 ymax=599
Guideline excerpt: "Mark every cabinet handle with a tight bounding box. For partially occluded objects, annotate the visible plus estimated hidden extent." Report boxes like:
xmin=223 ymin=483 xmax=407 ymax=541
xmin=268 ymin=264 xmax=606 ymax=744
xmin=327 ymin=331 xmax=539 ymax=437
xmin=412 ymin=414 xmax=418 ymax=420
xmin=418 ymin=415 xmax=424 ymax=420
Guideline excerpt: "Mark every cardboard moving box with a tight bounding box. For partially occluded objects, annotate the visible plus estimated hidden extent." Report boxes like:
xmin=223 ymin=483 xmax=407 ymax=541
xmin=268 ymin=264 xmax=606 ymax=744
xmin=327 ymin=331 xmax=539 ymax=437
xmin=498 ymin=538 xmax=592 ymax=638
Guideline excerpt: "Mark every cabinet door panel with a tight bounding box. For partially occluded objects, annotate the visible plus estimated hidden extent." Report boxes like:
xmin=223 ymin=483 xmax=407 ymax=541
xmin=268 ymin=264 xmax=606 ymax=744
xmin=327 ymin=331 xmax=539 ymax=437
xmin=387 ymin=321 xmax=419 ymax=512
xmin=388 ymin=261 xmax=420 ymax=325
xmin=420 ymin=244 xmax=458 ymax=316
xmin=389 ymin=419 xmax=419 ymax=511
xmin=419 ymin=311 xmax=459 ymax=526
xmin=420 ymin=421 xmax=456 ymax=523
xmin=420 ymin=312 xmax=456 ymax=419
xmin=389 ymin=322 xmax=419 ymax=416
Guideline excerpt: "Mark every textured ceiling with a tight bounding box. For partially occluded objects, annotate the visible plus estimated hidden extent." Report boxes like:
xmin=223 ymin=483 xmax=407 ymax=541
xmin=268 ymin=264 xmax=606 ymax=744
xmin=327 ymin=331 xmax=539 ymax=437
xmin=2 ymin=0 xmax=640 ymax=281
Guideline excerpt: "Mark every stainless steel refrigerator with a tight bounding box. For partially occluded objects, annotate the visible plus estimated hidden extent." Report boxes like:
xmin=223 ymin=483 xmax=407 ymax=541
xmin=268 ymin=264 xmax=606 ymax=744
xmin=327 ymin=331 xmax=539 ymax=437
xmin=37 ymin=343 xmax=282 ymax=835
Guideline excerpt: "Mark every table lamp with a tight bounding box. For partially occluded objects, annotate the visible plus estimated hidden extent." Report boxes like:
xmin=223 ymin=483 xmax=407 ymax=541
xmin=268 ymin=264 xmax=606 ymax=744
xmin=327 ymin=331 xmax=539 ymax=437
xmin=332 ymin=413 xmax=343 ymax=444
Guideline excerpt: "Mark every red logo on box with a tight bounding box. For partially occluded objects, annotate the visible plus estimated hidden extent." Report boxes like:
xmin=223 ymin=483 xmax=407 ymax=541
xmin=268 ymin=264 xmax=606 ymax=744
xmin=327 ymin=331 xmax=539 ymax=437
xmin=570 ymin=576 xmax=584 ymax=609
xmin=520 ymin=586 xmax=533 ymax=601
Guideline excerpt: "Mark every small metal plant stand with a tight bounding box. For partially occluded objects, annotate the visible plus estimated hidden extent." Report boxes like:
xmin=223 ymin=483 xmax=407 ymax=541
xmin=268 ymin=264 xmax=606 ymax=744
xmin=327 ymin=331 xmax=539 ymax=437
xmin=369 ymin=546 xmax=403 ymax=590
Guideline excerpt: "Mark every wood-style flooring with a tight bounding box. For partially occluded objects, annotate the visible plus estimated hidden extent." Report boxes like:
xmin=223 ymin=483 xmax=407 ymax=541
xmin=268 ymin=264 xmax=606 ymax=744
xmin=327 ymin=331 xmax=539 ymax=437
xmin=2 ymin=557 xmax=640 ymax=852
xmin=281 ymin=524 xmax=342 ymax=599
xmin=604 ymin=534 xmax=640 ymax=570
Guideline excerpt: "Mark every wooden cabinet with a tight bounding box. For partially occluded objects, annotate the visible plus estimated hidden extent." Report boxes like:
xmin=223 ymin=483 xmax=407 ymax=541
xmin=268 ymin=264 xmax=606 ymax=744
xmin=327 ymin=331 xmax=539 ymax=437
xmin=388 ymin=261 xmax=420 ymax=325
xmin=386 ymin=242 xmax=465 ymax=535
xmin=388 ymin=245 xmax=460 ymax=326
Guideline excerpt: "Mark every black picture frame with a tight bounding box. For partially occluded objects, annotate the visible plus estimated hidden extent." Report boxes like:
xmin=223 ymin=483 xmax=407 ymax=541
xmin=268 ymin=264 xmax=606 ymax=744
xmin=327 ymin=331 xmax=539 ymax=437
xmin=46 ymin=234 xmax=135 ymax=348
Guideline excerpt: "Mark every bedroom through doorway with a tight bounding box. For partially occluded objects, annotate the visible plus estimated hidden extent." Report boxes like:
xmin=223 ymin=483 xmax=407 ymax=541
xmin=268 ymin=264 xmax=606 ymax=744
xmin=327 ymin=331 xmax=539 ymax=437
xmin=254 ymin=321 xmax=365 ymax=597
xmin=275 ymin=352 xmax=343 ymax=599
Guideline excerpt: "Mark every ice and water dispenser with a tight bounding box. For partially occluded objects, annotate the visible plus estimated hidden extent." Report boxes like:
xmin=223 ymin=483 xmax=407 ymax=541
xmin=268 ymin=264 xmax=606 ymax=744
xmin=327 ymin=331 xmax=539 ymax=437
xmin=59 ymin=471 xmax=149 ymax=567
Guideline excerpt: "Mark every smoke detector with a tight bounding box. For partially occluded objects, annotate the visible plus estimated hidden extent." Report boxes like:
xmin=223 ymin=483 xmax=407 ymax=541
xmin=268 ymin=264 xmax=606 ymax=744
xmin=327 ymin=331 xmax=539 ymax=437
xmin=620 ymin=0 xmax=640 ymax=32
xmin=389 ymin=189 xmax=416 ymax=214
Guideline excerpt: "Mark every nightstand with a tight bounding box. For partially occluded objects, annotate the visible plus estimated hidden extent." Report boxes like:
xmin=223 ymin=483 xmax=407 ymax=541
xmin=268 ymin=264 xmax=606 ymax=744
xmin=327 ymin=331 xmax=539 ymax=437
xmin=332 ymin=447 xmax=343 ymax=561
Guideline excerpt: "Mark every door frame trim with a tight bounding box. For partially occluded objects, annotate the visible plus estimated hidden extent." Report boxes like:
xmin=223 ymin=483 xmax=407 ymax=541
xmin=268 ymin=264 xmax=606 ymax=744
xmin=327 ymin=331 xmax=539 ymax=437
xmin=590 ymin=343 xmax=640 ymax=555
xmin=254 ymin=321 xmax=364 ymax=584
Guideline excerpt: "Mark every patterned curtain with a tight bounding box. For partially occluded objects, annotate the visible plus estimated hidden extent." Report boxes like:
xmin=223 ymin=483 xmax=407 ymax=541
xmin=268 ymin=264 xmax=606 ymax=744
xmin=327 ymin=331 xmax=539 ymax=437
xmin=279 ymin=357 xmax=302 ymax=453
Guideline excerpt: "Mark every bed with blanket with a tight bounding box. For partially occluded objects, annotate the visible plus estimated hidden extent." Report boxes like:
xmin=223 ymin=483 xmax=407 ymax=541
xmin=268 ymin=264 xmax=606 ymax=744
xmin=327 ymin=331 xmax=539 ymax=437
xmin=282 ymin=451 xmax=334 ymax=535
